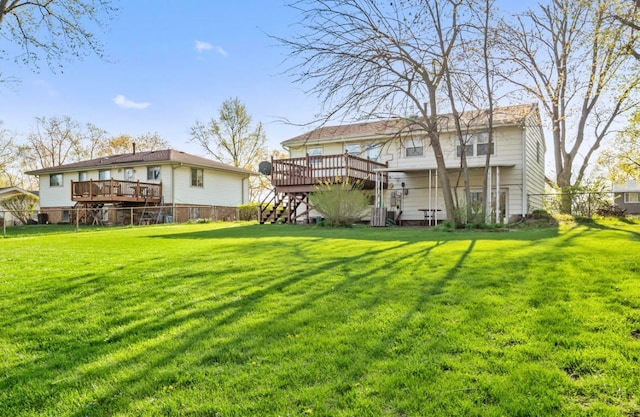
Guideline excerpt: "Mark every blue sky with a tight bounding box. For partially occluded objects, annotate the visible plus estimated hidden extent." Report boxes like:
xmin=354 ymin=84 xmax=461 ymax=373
xmin=0 ymin=1 xmax=534 ymax=156
xmin=0 ymin=1 xmax=318 ymax=154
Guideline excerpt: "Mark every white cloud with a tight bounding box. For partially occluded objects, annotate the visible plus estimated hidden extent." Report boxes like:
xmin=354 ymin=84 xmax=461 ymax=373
xmin=194 ymin=40 xmax=213 ymax=52
xmin=214 ymin=45 xmax=228 ymax=57
xmin=113 ymin=94 xmax=151 ymax=110
xmin=194 ymin=40 xmax=227 ymax=57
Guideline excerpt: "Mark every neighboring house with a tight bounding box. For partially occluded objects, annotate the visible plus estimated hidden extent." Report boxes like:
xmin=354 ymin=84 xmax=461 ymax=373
xmin=26 ymin=149 xmax=255 ymax=225
xmin=613 ymin=180 xmax=640 ymax=215
xmin=261 ymin=103 xmax=546 ymax=225
xmin=0 ymin=186 xmax=40 ymax=225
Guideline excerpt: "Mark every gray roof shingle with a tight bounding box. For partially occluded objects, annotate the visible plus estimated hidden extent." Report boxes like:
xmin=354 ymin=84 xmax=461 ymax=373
xmin=25 ymin=149 xmax=256 ymax=176
xmin=282 ymin=103 xmax=539 ymax=146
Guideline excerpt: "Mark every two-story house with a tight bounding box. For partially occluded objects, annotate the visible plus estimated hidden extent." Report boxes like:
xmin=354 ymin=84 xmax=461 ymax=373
xmin=261 ymin=103 xmax=546 ymax=225
xmin=26 ymin=149 xmax=255 ymax=225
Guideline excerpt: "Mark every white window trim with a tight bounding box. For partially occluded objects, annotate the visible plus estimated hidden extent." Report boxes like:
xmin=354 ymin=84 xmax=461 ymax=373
xmin=624 ymin=192 xmax=640 ymax=203
xmin=404 ymin=138 xmax=424 ymax=157
xmin=457 ymin=132 xmax=495 ymax=158
xmin=191 ymin=168 xmax=204 ymax=187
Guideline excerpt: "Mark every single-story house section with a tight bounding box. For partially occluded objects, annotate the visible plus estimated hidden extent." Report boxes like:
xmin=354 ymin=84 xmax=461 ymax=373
xmin=26 ymin=149 xmax=256 ymax=225
xmin=0 ymin=186 xmax=40 ymax=225
xmin=614 ymin=180 xmax=640 ymax=215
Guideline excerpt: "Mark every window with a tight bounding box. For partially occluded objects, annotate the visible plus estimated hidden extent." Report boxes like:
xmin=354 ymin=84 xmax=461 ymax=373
xmin=405 ymin=138 xmax=423 ymax=157
xmin=625 ymin=192 xmax=640 ymax=203
xmin=78 ymin=171 xmax=87 ymax=181
xmin=50 ymin=173 xmax=63 ymax=187
xmin=476 ymin=133 xmax=494 ymax=156
xmin=457 ymin=133 xmax=494 ymax=157
xmin=124 ymin=168 xmax=135 ymax=181
xmin=191 ymin=168 xmax=203 ymax=187
xmin=307 ymin=147 xmax=322 ymax=156
xmin=367 ymin=143 xmax=382 ymax=161
xmin=456 ymin=143 xmax=474 ymax=157
xmin=98 ymin=169 xmax=111 ymax=180
xmin=308 ymin=147 xmax=323 ymax=165
xmin=147 ymin=166 xmax=161 ymax=181
xmin=344 ymin=143 xmax=361 ymax=155
xmin=190 ymin=207 xmax=201 ymax=219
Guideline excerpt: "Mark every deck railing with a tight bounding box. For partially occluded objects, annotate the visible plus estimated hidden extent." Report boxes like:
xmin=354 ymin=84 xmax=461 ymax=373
xmin=71 ymin=179 xmax=162 ymax=202
xmin=271 ymin=153 xmax=388 ymax=188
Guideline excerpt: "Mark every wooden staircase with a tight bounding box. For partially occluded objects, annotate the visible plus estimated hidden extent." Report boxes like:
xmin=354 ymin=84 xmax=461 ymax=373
xmin=259 ymin=189 xmax=311 ymax=224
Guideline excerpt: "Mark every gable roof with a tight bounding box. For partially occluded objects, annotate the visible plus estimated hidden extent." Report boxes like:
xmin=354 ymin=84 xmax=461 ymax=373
xmin=613 ymin=179 xmax=640 ymax=192
xmin=282 ymin=103 xmax=539 ymax=147
xmin=0 ymin=186 xmax=39 ymax=197
xmin=25 ymin=149 xmax=256 ymax=176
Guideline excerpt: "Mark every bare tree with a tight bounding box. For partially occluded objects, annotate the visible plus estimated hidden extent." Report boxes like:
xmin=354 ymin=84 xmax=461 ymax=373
xmin=0 ymin=192 xmax=38 ymax=225
xmin=447 ymin=0 xmax=503 ymax=223
xmin=499 ymin=0 xmax=640 ymax=213
xmin=191 ymin=97 xmax=267 ymax=201
xmin=0 ymin=0 xmax=117 ymax=79
xmin=94 ymin=132 xmax=168 ymax=157
xmin=0 ymin=121 xmax=17 ymax=186
xmin=19 ymin=115 xmax=87 ymax=171
xmin=278 ymin=0 xmax=486 ymax=221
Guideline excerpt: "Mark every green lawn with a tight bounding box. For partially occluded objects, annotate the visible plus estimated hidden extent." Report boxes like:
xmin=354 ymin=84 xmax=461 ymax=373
xmin=1 ymin=220 xmax=639 ymax=416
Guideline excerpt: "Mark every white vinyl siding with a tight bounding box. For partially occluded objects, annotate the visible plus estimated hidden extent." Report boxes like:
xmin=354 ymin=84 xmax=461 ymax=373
xmin=172 ymin=165 xmax=247 ymax=206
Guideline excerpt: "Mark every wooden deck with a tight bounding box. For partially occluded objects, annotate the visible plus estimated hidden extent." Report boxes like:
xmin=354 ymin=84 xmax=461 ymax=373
xmin=271 ymin=153 xmax=388 ymax=192
xmin=71 ymin=179 xmax=162 ymax=204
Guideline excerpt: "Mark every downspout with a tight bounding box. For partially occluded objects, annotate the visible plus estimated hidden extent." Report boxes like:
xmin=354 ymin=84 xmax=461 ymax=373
xmin=521 ymin=124 xmax=528 ymax=217
xmin=243 ymin=175 xmax=249 ymax=204
xmin=171 ymin=164 xmax=178 ymax=218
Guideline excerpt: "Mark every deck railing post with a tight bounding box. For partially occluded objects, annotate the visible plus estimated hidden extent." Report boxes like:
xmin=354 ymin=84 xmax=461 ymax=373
xmin=344 ymin=152 xmax=349 ymax=183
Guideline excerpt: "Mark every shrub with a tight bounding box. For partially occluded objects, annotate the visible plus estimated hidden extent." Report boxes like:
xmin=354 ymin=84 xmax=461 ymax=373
xmin=238 ymin=202 xmax=260 ymax=221
xmin=310 ymin=180 xmax=370 ymax=227
xmin=0 ymin=193 xmax=39 ymax=225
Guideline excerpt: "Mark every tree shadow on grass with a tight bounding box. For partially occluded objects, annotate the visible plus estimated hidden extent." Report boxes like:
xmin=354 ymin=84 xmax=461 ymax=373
xmin=149 ymin=222 xmax=560 ymax=243
xmin=2 ymin=237 xmax=429 ymax=415
xmin=0 ymin=233 xmax=481 ymax=415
